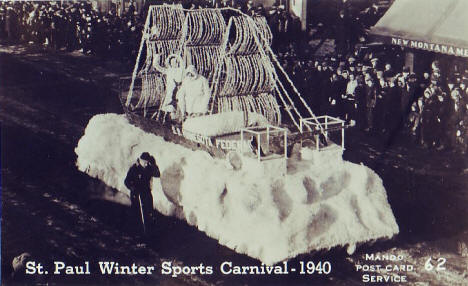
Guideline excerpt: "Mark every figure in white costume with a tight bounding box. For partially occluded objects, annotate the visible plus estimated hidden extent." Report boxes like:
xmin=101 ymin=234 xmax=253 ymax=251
xmin=152 ymin=53 xmax=185 ymax=113
xmin=177 ymin=65 xmax=211 ymax=119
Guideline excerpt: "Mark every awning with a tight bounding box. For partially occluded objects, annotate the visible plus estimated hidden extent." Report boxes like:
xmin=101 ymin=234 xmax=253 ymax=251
xmin=369 ymin=0 xmax=468 ymax=57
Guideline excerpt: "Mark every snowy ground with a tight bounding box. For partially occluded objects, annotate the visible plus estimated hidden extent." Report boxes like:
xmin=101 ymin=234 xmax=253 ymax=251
xmin=75 ymin=113 xmax=398 ymax=264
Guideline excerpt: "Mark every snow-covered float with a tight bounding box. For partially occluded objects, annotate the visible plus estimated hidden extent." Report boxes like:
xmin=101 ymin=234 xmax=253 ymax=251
xmin=75 ymin=4 xmax=398 ymax=265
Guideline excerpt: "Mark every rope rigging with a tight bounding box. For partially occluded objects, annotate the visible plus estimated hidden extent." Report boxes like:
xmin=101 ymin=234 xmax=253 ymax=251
xmin=125 ymin=4 xmax=323 ymax=134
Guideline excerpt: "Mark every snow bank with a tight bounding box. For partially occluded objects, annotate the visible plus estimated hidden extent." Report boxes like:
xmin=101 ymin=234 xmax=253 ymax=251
xmin=75 ymin=114 xmax=399 ymax=265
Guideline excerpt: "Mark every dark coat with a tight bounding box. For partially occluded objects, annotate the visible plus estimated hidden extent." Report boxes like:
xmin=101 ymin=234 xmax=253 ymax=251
xmin=447 ymin=89 xmax=465 ymax=126
xmin=365 ymin=84 xmax=378 ymax=108
xmin=124 ymin=162 xmax=160 ymax=195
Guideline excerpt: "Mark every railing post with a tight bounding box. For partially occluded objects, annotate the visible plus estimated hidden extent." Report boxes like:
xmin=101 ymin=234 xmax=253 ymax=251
xmin=266 ymin=125 xmax=270 ymax=146
xmin=257 ymin=134 xmax=261 ymax=162
xmin=325 ymin=116 xmax=328 ymax=137
xmin=240 ymin=129 xmax=244 ymax=153
xmin=299 ymin=119 xmax=303 ymax=148
xmin=283 ymin=130 xmax=287 ymax=159
xmin=316 ymin=133 xmax=319 ymax=151
xmin=341 ymin=121 xmax=345 ymax=150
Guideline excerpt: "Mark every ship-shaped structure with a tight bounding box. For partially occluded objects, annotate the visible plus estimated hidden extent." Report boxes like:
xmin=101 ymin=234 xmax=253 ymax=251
xmin=73 ymin=4 xmax=399 ymax=264
xmin=120 ymin=4 xmax=346 ymax=160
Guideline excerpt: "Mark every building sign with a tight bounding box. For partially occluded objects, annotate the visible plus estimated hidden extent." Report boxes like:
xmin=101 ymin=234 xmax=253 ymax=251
xmin=391 ymin=37 xmax=468 ymax=57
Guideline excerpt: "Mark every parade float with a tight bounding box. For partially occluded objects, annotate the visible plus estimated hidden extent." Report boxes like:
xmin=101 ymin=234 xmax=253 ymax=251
xmin=75 ymin=4 xmax=398 ymax=265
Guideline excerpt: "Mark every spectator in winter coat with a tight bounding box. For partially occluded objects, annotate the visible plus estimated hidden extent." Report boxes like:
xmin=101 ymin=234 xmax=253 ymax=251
xmin=344 ymin=73 xmax=358 ymax=122
xmin=364 ymin=76 xmax=378 ymax=132
xmin=420 ymin=82 xmax=443 ymax=148
xmin=447 ymin=84 xmax=465 ymax=151
xmin=383 ymin=63 xmax=396 ymax=79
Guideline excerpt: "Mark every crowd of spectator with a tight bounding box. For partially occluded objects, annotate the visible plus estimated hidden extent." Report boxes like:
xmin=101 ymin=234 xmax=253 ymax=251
xmin=279 ymin=46 xmax=468 ymax=153
xmin=0 ymin=0 xmax=304 ymax=60
xmin=1 ymin=0 xmax=466 ymax=153
xmin=0 ymin=1 xmax=143 ymax=62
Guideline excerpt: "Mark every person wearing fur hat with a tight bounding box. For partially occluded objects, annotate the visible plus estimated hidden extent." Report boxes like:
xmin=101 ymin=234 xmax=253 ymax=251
xmin=176 ymin=65 xmax=211 ymax=121
xmin=152 ymin=53 xmax=186 ymax=117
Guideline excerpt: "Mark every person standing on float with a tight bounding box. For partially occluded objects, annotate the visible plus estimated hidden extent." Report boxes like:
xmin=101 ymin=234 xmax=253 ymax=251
xmin=152 ymin=53 xmax=185 ymax=115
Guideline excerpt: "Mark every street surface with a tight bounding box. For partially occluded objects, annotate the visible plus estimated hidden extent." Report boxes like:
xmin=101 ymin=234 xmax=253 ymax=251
xmin=1 ymin=43 xmax=467 ymax=285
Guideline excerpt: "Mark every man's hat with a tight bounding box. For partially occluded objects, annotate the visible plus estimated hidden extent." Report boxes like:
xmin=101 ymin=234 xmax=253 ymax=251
xmin=402 ymin=66 xmax=410 ymax=73
xmin=140 ymin=152 xmax=152 ymax=161
xmin=165 ymin=53 xmax=183 ymax=67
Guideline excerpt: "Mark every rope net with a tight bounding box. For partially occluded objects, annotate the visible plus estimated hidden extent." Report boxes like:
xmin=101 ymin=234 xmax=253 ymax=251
xmin=126 ymin=5 xmax=320 ymax=133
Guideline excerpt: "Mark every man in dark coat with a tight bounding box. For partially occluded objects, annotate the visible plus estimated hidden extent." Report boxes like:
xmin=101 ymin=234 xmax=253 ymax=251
xmin=374 ymin=78 xmax=388 ymax=134
xmin=421 ymin=82 xmax=444 ymax=148
xmin=447 ymin=84 xmax=465 ymax=152
xmin=432 ymin=91 xmax=450 ymax=150
xmin=383 ymin=63 xmax=396 ymax=80
xmin=328 ymin=73 xmax=342 ymax=117
xmin=364 ymin=76 xmax=378 ymax=132
xmin=125 ymin=152 xmax=160 ymax=234
xmin=5 ymin=6 xmax=19 ymax=42
xmin=354 ymin=75 xmax=367 ymax=129
xmin=384 ymin=79 xmax=403 ymax=135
